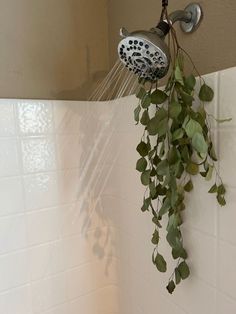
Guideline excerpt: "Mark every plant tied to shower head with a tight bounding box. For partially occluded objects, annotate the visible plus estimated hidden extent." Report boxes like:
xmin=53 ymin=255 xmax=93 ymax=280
xmin=134 ymin=10 xmax=231 ymax=294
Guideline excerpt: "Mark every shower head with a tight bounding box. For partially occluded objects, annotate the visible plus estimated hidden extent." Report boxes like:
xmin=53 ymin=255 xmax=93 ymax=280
xmin=118 ymin=28 xmax=170 ymax=81
xmin=118 ymin=2 xmax=203 ymax=82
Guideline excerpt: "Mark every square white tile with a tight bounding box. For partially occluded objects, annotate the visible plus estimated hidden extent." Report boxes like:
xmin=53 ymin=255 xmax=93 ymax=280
xmin=0 ymin=138 xmax=20 ymax=177
xmin=21 ymin=137 xmax=56 ymax=173
xmin=0 ymin=100 xmax=16 ymax=136
xmin=23 ymin=172 xmax=59 ymax=211
xmin=0 ymin=176 xmax=24 ymax=216
xmin=16 ymin=101 xmax=54 ymax=135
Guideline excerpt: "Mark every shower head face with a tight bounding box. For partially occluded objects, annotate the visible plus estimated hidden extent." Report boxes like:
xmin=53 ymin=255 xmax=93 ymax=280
xmin=118 ymin=30 xmax=170 ymax=81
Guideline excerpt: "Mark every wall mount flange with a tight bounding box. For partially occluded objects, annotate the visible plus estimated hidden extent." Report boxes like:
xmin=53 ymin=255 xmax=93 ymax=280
xmin=180 ymin=3 xmax=203 ymax=33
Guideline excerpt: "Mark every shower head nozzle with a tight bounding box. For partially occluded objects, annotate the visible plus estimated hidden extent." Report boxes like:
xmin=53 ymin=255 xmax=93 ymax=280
xmin=118 ymin=2 xmax=203 ymax=82
xmin=118 ymin=28 xmax=170 ymax=81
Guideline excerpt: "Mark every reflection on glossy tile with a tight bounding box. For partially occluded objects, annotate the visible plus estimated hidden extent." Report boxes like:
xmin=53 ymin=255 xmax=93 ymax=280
xmin=21 ymin=137 xmax=56 ymax=173
xmin=0 ymin=139 xmax=20 ymax=177
xmin=17 ymin=101 xmax=53 ymax=135
xmin=0 ymin=101 xmax=16 ymax=136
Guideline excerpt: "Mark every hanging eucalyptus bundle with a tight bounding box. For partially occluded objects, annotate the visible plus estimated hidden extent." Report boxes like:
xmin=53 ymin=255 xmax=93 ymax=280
xmin=134 ymin=22 xmax=230 ymax=294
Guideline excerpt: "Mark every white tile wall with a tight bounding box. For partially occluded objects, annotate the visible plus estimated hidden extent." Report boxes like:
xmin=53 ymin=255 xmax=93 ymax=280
xmin=0 ymin=66 xmax=235 ymax=313
xmin=0 ymin=98 xmax=120 ymax=314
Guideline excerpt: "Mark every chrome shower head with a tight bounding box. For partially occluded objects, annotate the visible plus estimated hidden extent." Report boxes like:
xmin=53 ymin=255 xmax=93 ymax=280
xmin=118 ymin=28 xmax=170 ymax=81
xmin=118 ymin=2 xmax=203 ymax=82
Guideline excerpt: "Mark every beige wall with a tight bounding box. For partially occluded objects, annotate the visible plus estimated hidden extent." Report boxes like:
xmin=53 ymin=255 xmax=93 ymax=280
xmin=1 ymin=1 xmax=236 ymax=100
xmin=108 ymin=0 xmax=236 ymax=78
xmin=0 ymin=0 xmax=109 ymax=100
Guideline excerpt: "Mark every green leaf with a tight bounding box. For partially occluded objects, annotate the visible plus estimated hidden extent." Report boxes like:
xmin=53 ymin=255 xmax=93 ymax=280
xmin=157 ymin=117 xmax=168 ymax=137
xmin=186 ymin=162 xmax=199 ymax=175
xmin=159 ymin=198 xmax=171 ymax=216
xmin=147 ymin=110 xmax=168 ymax=136
xmin=151 ymin=229 xmax=159 ymax=245
xmin=184 ymin=119 xmax=202 ymax=138
xmin=215 ymin=118 xmax=232 ymax=123
xmin=206 ymin=165 xmax=214 ymax=181
xmin=156 ymin=160 xmax=169 ymax=176
xmin=169 ymin=101 xmax=182 ymax=119
xmin=140 ymin=110 xmax=150 ymax=125
xmin=217 ymin=194 xmax=226 ymax=206
xmin=155 ymin=253 xmax=167 ymax=272
xmin=151 ymin=89 xmax=168 ymax=104
xmin=178 ymin=261 xmax=190 ymax=280
xmin=136 ymin=141 xmax=149 ymax=157
xmin=199 ymin=84 xmax=214 ymax=102
xmin=149 ymin=181 xmax=156 ymax=198
xmin=134 ymin=105 xmax=141 ymax=124
xmin=175 ymin=64 xmax=184 ymax=86
xmin=136 ymin=157 xmax=147 ymax=172
xmin=166 ymin=226 xmax=182 ymax=249
xmin=185 ymin=74 xmax=196 ymax=90
xmin=172 ymin=247 xmax=187 ymax=260
xmin=155 ymin=108 xmax=168 ymax=121
xmin=209 ymin=145 xmax=218 ymax=161
xmin=218 ymin=184 xmax=226 ymax=195
xmin=180 ymin=249 xmax=188 ymax=259
xmin=166 ymin=280 xmax=176 ymax=294
xmin=184 ymin=180 xmax=193 ymax=192
xmin=168 ymin=147 xmax=180 ymax=165
xmin=192 ymin=132 xmax=208 ymax=153
xmin=208 ymin=184 xmax=218 ymax=193
xmin=141 ymin=170 xmax=151 ymax=186
xmin=182 ymin=115 xmax=190 ymax=129
xmin=141 ymin=94 xmax=151 ymax=108
xmin=147 ymin=117 xmax=159 ymax=135
xmin=180 ymin=89 xmax=194 ymax=105
xmin=175 ymin=268 xmax=181 ymax=285
xmin=153 ymin=155 xmax=161 ymax=166
xmin=136 ymin=87 xmax=146 ymax=99
xmin=141 ymin=197 xmax=151 ymax=212
xmin=159 ymin=141 xmax=165 ymax=157
xmin=167 ymin=213 xmax=181 ymax=232
xmin=152 ymin=217 xmax=162 ymax=228
xmin=172 ymin=128 xmax=184 ymax=141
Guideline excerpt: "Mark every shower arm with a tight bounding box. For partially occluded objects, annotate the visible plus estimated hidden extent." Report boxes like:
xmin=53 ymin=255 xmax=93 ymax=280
xmin=154 ymin=3 xmax=203 ymax=36
xmin=167 ymin=10 xmax=192 ymax=25
xmin=120 ymin=3 xmax=203 ymax=38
